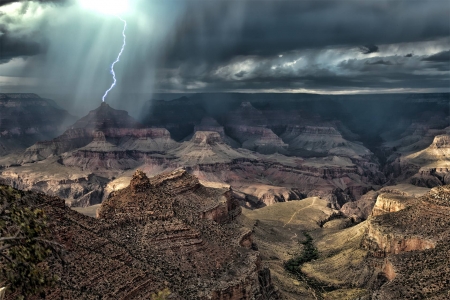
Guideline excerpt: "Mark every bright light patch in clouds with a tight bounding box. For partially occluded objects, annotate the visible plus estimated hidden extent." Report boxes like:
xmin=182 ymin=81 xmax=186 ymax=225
xmin=0 ymin=0 xmax=449 ymax=114
xmin=78 ymin=0 xmax=129 ymax=15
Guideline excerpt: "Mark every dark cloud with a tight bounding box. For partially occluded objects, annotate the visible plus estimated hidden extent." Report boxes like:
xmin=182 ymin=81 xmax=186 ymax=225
xmin=359 ymin=44 xmax=379 ymax=55
xmin=0 ymin=0 xmax=67 ymax=6
xmin=365 ymin=59 xmax=393 ymax=65
xmin=234 ymin=71 xmax=247 ymax=78
xmin=0 ymin=34 xmax=44 ymax=62
xmin=161 ymin=0 xmax=450 ymax=65
xmin=422 ymin=50 xmax=450 ymax=62
xmin=0 ymin=0 xmax=449 ymax=115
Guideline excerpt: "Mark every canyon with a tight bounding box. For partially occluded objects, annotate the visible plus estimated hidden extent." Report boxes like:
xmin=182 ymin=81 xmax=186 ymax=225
xmin=0 ymin=92 xmax=449 ymax=299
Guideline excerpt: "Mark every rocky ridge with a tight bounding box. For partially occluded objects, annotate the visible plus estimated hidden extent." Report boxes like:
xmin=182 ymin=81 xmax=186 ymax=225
xmin=359 ymin=185 xmax=450 ymax=299
xmin=0 ymin=101 xmax=385 ymax=208
xmin=0 ymin=93 xmax=75 ymax=155
xmin=2 ymin=169 xmax=280 ymax=299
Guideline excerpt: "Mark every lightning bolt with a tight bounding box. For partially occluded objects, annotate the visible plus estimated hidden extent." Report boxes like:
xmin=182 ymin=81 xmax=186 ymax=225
xmin=102 ymin=16 xmax=127 ymax=102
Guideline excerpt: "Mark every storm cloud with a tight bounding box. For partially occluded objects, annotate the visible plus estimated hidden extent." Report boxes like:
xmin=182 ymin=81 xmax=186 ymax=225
xmin=0 ymin=0 xmax=449 ymax=115
xmin=422 ymin=50 xmax=450 ymax=62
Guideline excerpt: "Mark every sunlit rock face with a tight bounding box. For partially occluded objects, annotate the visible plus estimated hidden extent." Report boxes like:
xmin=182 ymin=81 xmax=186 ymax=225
xmin=386 ymin=130 xmax=450 ymax=188
xmin=0 ymin=93 xmax=76 ymax=155
xmin=360 ymin=185 xmax=450 ymax=299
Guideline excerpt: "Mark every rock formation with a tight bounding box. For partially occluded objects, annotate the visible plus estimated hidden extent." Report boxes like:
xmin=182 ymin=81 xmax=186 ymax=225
xmin=281 ymin=125 xmax=372 ymax=159
xmin=1 ymin=101 xmax=385 ymax=208
xmin=193 ymin=117 xmax=240 ymax=147
xmin=0 ymin=93 xmax=75 ymax=155
xmin=360 ymin=185 xmax=450 ymax=299
xmin=22 ymin=102 xmax=177 ymax=163
xmin=1 ymin=170 xmax=280 ymax=299
xmin=386 ymin=129 xmax=450 ymax=188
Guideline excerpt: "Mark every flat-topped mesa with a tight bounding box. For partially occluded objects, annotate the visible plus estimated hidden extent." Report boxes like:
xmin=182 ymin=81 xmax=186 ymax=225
xmin=228 ymin=126 xmax=287 ymax=143
xmin=371 ymin=193 xmax=416 ymax=217
xmin=285 ymin=125 xmax=343 ymax=136
xmin=0 ymin=93 xmax=41 ymax=99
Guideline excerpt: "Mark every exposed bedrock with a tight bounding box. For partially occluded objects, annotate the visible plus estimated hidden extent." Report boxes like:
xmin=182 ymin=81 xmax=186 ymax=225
xmin=370 ymin=193 xmax=416 ymax=217
xmin=0 ymin=170 xmax=107 ymax=207
xmin=363 ymin=221 xmax=436 ymax=257
xmin=355 ymin=186 xmax=450 ymax=299
xmin=281 ymin=125 xmax=373 ymax=159
xmin=340 ymin=190 xmax=379 ymax=221
xmin=382 ymin=117 xmax=450 ymax=184
xmin=193 ymin=117 xmax=240 ymax=148
xmin=188 ymin=159 xmax=379 ymax=208
xmin=96 ymin=169 xmax=280 ymax=299
xmin=225 ymin=101 xmax=268 ymax=127
xmin=0 ymin=94 xmax=76 ymax=155
xmin=226 ymin=125 xmax=288 ymax=154
xmin=23 ymin=127 xmax=176 ymax=163
xmin=1 ymin=169 xmax=280 ymax=299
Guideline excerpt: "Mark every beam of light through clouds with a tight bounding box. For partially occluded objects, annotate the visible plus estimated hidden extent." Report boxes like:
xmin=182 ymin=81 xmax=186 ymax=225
xmin=0 ymin=0 xmax=448 ymax=116
xmin=102 ymin=16 xmax=127 ymax=102
xmin=78 ymin=0 xmax=129 ymax=102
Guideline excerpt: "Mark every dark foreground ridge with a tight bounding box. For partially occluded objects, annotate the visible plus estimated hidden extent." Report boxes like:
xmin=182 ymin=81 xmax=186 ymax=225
xmin=0 ymin=169 xmax=279 ymax=299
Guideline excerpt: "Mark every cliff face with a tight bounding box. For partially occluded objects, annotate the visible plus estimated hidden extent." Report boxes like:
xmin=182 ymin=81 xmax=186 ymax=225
xmin=281 ymin=125 xmax=373 ymax=159
xmin=97 ymin=169 xmax=279 ymax=299
xmin=2 ymin=170 xmax=280 ymax=300
xmin=0 ymin=93 xmax=76 ymax=155
xmin=383 ymin=118 xmax=450 ymax=187
xmin=225 ymin=101 xmax=268 ymax=126
xmin=340 ymin=190 xmax=379 ymax=221
xmin=226 ymin=125 xmax=288 ymax=154
xmin=22 ymin=103 xmax=178 ymax=164
xmin=370 ymin=193 xmax=415 ymax=217
xmin=1 ymin=101 xmax=385 ymax=209
xmin=359 ymin=185 xmax=450 ymax=299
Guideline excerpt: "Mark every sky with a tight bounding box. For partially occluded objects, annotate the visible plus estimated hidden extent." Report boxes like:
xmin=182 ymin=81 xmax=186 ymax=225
xmin=0 ymin=0 xmax=449 ymax=115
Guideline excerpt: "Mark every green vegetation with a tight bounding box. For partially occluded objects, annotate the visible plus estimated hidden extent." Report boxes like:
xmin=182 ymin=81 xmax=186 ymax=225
xmin=151 ymin=288 xmax=171 ymax=300
xmin=284 ymin=232 xmax=319 ymax=274
xmin=0 ymin=185 xmax=60 ymax=299
xmin=284 ymin=232 xmax=337 ymax=299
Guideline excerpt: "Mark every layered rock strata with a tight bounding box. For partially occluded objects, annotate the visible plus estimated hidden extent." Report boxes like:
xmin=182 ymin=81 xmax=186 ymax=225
xmin=0 ymin=93 xmax=75 ymax=155
xmin=361 ymin=185 xmax=450 ymax=299
xmin=2 ymin=169 xmax=280 ymax=299
xmin=387 ymin=131 xmax=450 ymax=187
